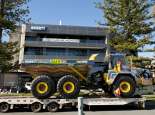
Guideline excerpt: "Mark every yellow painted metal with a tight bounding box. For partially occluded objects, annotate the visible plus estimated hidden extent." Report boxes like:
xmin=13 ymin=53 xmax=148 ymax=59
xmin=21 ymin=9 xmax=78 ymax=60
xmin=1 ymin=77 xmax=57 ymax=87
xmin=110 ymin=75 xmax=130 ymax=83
xmin=120 ymin=81 xmax=131 ymax=93
xmin=103 ymin=73 xmax=113 ymax=85
xmin=50 ymin=58 xmax=62 ymax=64
xmin=103 ymin=73 xmax=108 ymax=82
xmin=88 ymin=54 xmax=98 ymax=61
xmin=113 ymin=63 xmax=121 ymax=73
xmin=69 ymin=66 xmax=87 ymax=81
xmin=36 ymin=82 xmax=48 ymax=94
xmin=63 ymin=81 xmax=75 ymax=94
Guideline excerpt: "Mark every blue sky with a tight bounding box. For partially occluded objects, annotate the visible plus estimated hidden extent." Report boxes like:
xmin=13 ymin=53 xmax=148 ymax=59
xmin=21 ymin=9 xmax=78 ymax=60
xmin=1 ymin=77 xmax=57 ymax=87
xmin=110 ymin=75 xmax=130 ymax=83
xmin=28 ymin=0 xmax=154 ymax=58
xmin=28 ymin=0 xmax=103 ymax=26
xmin=4 ymin=0 xmax=154 ymax=57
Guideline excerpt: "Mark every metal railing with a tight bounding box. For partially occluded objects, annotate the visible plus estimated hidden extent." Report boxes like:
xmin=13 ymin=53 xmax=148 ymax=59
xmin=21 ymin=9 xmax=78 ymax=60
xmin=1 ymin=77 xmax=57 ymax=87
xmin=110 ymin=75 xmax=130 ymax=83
xmin=23 ymin=55 xmax=89 ymax=64
xmin=25 ymin=41 xmax=106 ymax=49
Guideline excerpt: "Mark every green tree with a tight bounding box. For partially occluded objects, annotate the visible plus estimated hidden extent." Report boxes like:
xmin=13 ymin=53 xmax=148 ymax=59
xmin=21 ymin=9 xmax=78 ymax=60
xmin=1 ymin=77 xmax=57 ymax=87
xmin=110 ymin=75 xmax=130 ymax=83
xmin=0 ymin=0 xmax=30 ymax=43
xmin=0 ymin=42 xmax=19 ymax=72
xmin=0 ymin=0 xmax=30 ymax=72
xmin=98 ymin=0 xmax=154 ymax=56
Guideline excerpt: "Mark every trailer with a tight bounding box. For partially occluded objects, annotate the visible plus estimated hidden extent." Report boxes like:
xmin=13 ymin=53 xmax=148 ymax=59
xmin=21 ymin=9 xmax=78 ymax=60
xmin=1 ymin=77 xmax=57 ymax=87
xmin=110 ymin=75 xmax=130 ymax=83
xmin=0 ymin=96 xmax=146 ymax=113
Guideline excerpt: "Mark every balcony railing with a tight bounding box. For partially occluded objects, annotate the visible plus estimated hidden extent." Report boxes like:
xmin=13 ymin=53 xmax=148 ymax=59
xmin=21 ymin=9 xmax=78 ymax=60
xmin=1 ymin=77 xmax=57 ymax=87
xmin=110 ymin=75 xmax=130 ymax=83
xmin=25 ymin=41 xmax=106 ymax=49
xmin=23 ymin=55 xmax=90 ymax=64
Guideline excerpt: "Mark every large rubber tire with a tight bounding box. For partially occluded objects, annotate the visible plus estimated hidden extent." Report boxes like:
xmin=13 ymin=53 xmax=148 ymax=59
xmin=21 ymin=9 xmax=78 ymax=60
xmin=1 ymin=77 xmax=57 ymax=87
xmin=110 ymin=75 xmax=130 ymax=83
xmin=0 ymin=102 xmax=10 ymax=113
xmin=57 ymin=75 xmax=80 ymax=98
xmin=47 ymin=102 xmax=59 ymax=112
xmin=112 ymin=76 xmax=136 ymax=98
xmin=31 ymin=102 xmax=42 ymax=112
xmin=31 ymin=75 xmax=56 ymax=99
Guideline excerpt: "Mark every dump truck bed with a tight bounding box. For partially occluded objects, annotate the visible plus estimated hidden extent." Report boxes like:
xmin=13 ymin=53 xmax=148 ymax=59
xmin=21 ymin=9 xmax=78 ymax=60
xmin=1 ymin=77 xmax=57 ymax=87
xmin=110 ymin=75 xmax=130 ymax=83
xmin=23 ymin=64 xmax=89 ymax=79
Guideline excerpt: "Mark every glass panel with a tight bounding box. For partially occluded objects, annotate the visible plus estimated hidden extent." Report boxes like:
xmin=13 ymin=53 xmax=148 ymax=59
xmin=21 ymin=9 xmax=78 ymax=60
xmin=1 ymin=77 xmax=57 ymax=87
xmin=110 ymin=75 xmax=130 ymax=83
xmin=24 ymin=47 xmax=43 ymax=55
xmin=110 ymin=54 xmax=127 ymax=69
xmin=80 ymin=39 xmax=87 ymax=43
xmin=46 ymin=48 xmax=66 ymax=56
xmin=87 ymin=38 xmax=105 ymax=44
xmin=68 ymin=49 xmax=87 ymax=56
xmin=25 ymin=36 xmax=42 ymax=41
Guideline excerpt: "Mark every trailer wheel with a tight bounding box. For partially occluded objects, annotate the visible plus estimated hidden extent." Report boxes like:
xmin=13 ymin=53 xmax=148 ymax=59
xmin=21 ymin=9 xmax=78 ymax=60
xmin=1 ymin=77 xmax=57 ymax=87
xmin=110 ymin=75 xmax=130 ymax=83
xmin=137 ymin=101 xmax=145 ymax=110
xmin=57 ymin=75 xmax=80 ymax=98
xmin=47 ymin=102 xmax=59 ymax=112
xmin=31 ymin=75 xmax=56 ymax=99
xmin=31 ymin=102 xmax=42 ymax=112
xmin=112 ymin=76 xmax=136 ymax=97
xmin=0 ymin=102 xmax=10 ymax=113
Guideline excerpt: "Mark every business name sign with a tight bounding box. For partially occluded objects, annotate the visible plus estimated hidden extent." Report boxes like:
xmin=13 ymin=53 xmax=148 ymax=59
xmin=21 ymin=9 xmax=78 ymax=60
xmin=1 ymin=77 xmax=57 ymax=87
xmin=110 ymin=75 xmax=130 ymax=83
xmin=31 ymin=26 xmax=47 ymax=31
xmin=43 ymin=38 xmax=80 ymax=43
xmin=50 ymin=58 xmax=66 ymax=64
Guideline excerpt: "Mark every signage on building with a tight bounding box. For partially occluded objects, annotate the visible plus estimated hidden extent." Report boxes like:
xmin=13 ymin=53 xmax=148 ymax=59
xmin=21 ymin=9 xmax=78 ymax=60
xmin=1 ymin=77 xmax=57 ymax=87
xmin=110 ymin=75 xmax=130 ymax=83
xmin=31 ymin=26 xmax=47 ymax=31
xmin=50 ymin=58 xmax=66 ymax=64
xmin=43 ymin=38 xmax=80 ymax=43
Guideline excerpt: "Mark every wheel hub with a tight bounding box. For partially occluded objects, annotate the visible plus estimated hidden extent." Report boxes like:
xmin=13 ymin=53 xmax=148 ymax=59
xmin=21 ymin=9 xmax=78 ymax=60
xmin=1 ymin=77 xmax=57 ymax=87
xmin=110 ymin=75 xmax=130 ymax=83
xmin=120 ymin=81 xmax=131 ymax=93
xmin=36 ymin=82 xmax=48 ymax=94
xmin=63 ymin=82 xmax=75 ymax=94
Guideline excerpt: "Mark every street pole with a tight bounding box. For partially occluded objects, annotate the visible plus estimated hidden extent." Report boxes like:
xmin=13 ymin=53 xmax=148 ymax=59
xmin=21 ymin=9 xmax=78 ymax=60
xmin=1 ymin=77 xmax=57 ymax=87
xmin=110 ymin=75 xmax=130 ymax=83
xmin=78 ymin=97 xmax=85 ymax=115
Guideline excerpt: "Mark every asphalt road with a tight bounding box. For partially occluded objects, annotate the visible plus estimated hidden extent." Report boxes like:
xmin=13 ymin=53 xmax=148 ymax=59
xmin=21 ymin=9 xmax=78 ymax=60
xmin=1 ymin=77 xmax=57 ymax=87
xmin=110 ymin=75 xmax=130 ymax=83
xmin=1 ymin=110 xmax=155 ymax=115
xmin=1 ymin=101 xmax=155 ymax=115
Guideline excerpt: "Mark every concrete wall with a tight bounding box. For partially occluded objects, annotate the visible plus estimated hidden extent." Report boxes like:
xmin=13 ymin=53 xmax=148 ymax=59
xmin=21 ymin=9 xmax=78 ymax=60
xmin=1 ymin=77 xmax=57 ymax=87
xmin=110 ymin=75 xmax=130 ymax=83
xmin=9 ymin=25 xmax=26 ymax=64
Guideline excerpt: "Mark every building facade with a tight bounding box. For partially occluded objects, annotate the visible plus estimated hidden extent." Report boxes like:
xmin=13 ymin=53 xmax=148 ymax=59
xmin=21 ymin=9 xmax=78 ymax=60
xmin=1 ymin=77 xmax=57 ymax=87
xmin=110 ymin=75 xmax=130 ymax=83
xmin=9 ymin=24 xmax=109 ymax=65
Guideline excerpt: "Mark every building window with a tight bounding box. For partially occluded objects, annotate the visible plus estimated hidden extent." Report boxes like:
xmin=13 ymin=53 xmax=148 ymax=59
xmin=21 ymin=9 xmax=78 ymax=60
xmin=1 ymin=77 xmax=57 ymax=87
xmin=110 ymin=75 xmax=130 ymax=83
xmin=87 ymin=38 xmax=105 ymax=44
xmin=88 ymin=49 xmax=104 ymax=55
xmin=25 ymin=36 xmax=42 ymax=41
xmin=45 ymin=48 xmax=66 ymax=56
xmin=68 ymin=49 xmax=87 ymax=56
xmin=24 ymin=47 xmax=43 ymax=55
xmin=80 ymin=39 xmax=87 ymax=43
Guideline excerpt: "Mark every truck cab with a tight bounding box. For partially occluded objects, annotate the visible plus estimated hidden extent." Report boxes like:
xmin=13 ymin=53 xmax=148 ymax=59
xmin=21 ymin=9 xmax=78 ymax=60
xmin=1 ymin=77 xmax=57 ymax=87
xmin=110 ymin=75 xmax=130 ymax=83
xmin=104 ymin=53 xmax=153 ymax=97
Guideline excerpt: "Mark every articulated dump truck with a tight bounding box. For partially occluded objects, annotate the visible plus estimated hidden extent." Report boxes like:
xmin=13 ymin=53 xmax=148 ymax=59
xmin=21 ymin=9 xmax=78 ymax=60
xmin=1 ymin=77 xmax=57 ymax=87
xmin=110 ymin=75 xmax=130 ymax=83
xmin=23 ymin=53 xmax=154 ymax=99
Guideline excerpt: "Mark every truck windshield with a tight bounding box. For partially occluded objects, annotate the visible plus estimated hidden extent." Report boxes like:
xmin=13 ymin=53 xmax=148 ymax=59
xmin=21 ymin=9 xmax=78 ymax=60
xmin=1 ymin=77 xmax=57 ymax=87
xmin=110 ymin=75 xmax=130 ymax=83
xmin=110 ymin=54 xmax=128 ymax=69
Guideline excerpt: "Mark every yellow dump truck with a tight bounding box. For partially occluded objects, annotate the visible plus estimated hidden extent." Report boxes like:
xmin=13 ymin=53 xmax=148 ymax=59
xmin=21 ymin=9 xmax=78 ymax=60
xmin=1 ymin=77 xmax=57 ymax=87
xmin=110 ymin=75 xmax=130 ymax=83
xmin=23 ymin=53 xmax=154 ymax=99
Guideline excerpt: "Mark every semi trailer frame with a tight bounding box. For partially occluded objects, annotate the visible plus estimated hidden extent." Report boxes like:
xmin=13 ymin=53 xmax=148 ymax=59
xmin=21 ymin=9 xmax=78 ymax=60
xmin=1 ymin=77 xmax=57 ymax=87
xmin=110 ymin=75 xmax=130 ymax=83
xmin=0 ymin=96 xmax=146 ymax=113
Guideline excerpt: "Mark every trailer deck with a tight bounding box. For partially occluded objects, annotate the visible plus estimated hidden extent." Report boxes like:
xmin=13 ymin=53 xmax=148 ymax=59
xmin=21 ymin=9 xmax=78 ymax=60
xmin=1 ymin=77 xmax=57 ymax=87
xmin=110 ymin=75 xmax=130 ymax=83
xmin=0 ymin=96 xmax=146 ymax=112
